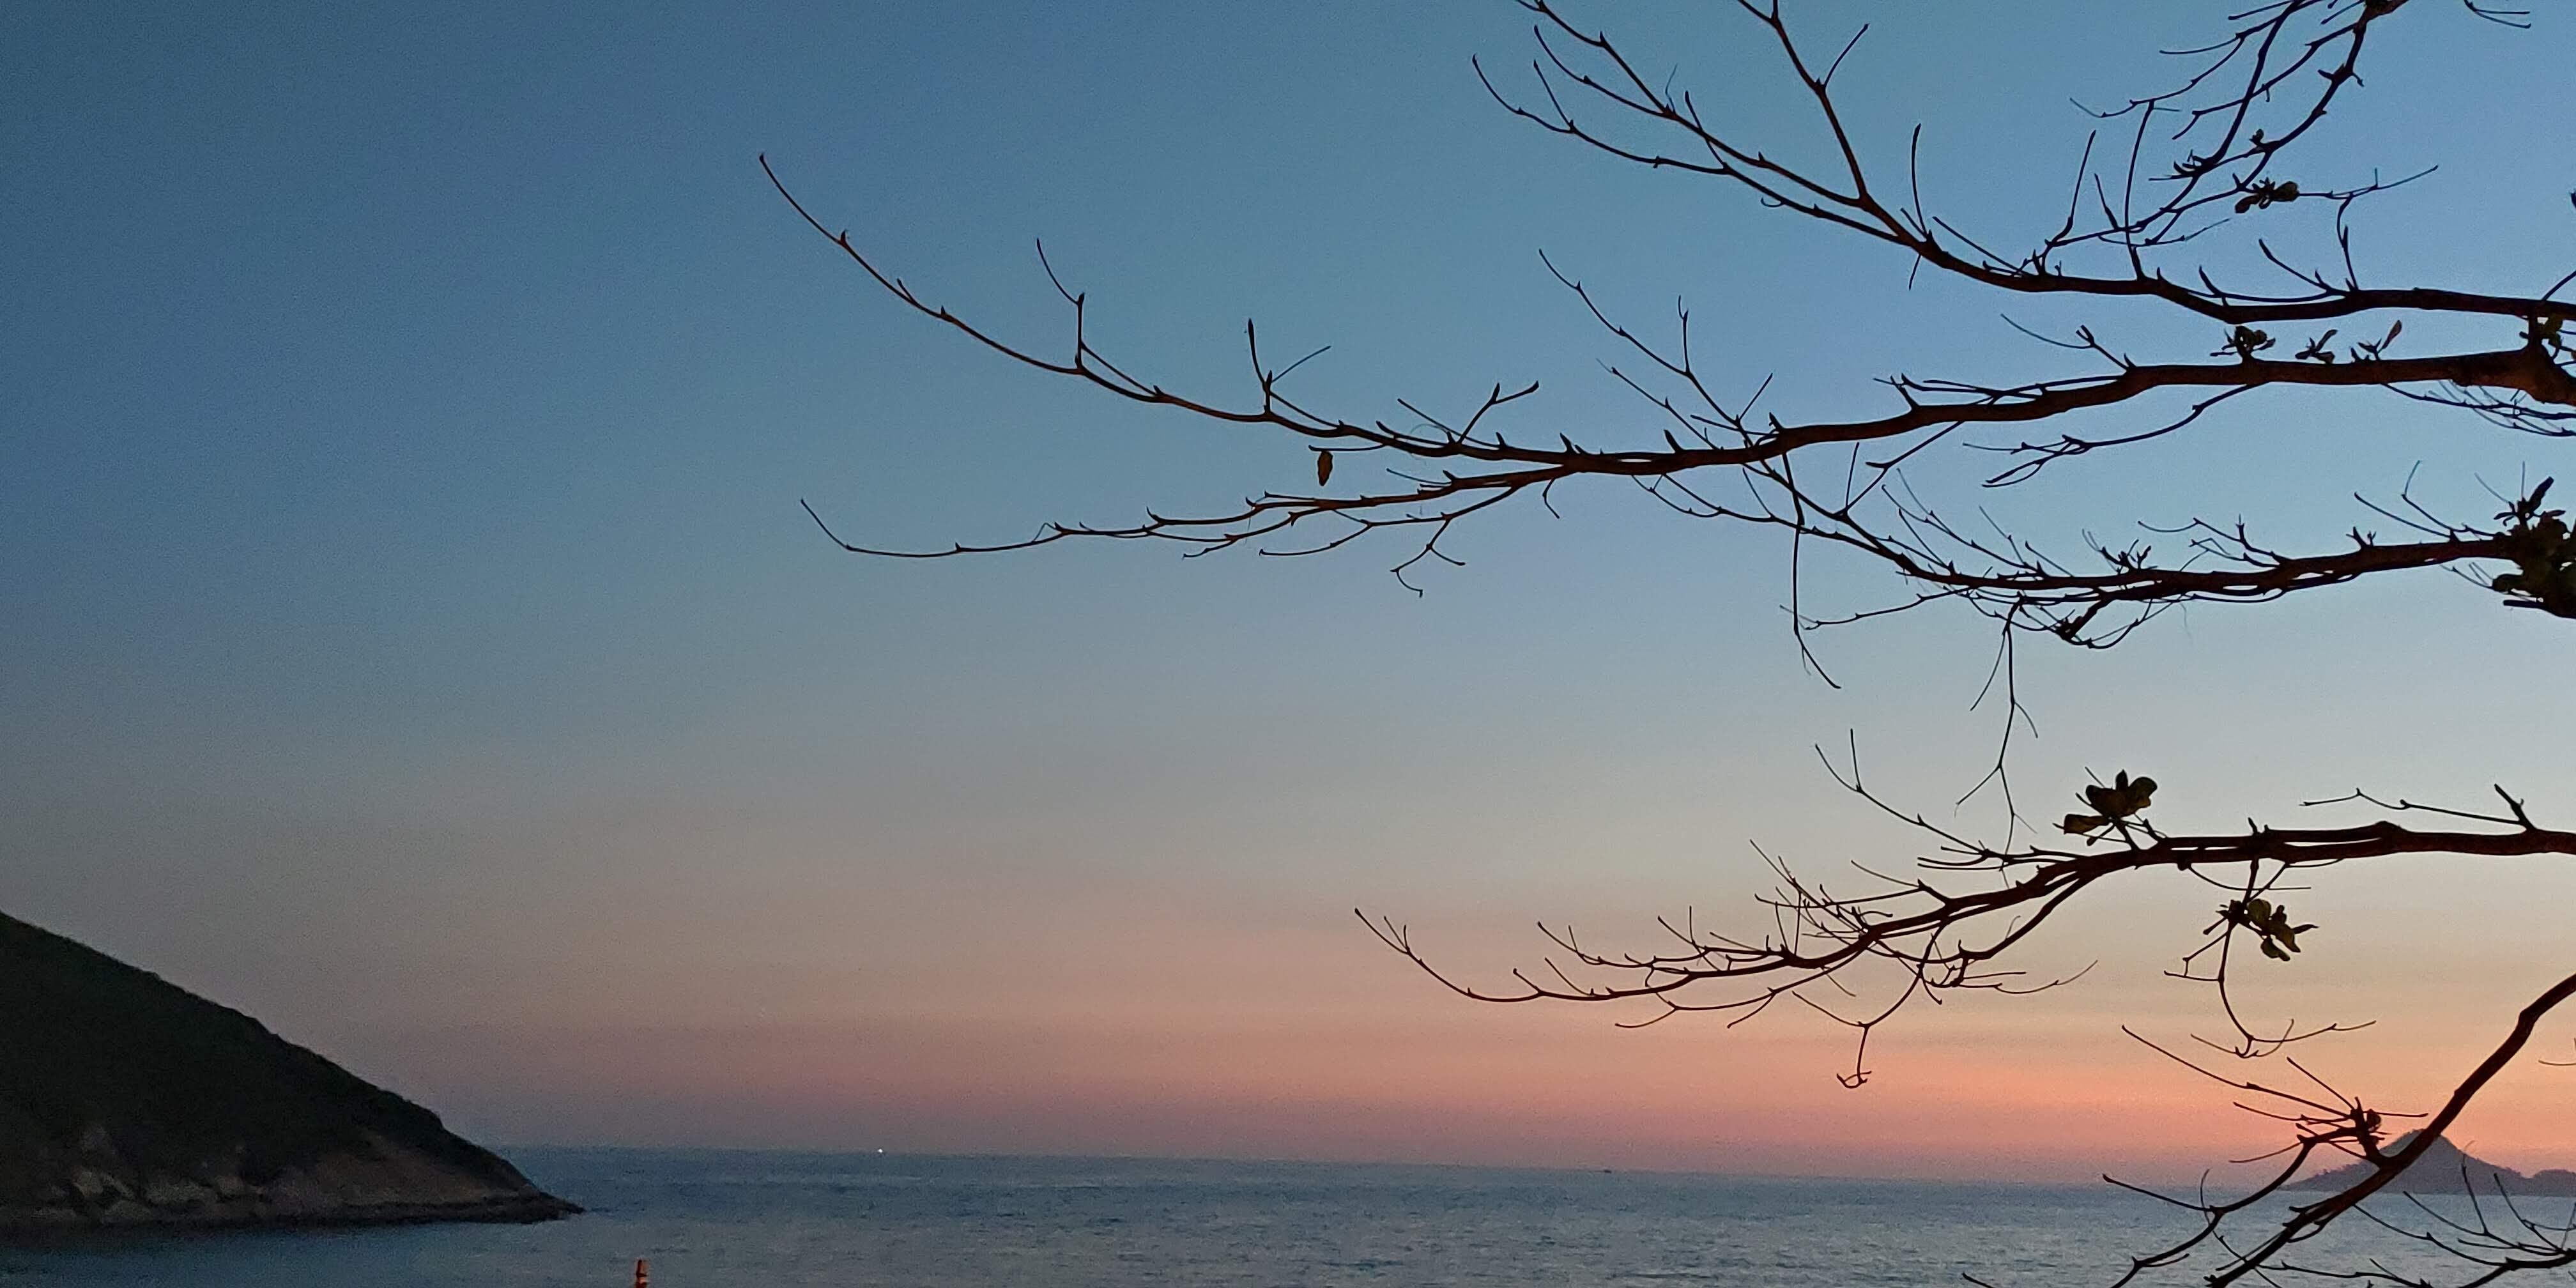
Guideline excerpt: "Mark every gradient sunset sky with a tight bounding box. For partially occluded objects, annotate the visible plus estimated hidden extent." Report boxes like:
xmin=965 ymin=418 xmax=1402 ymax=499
xmin=7 ymin=1 xmax=2575 ymax=1183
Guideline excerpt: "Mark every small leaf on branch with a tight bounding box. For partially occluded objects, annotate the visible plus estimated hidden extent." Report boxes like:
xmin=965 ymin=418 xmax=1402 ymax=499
xmin=2061 ymin=771 xmax=2157 ymax=841
xmin=2212 ymin=325 xmax=2274 ymax=361
xmin=2220 ymin=896 xmax=2319 ymax=962
xmin=1315 ymin=449 xmax=1334 ymax=487
xmin=2233 ymin=178 xmax=2300 ymax=213
xmin=2081 ymin=770 xmax=2157 ymax=820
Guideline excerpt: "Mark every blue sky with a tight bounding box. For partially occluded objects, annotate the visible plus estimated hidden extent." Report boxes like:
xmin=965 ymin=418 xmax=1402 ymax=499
xmin=5 ymin=2 xmax=2573 ymax=1176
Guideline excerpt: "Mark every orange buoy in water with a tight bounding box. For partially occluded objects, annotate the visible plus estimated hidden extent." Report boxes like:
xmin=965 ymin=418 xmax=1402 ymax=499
xmin=634 ymin=1259 xmax=650 ymax=1288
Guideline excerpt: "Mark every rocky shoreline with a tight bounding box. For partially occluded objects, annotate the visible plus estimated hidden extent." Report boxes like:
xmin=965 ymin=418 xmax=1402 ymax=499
xmin=0 ymin=1124 xmax=578 ymax=1235
xmin=1 ymin=912 xmax=579 ymax=1235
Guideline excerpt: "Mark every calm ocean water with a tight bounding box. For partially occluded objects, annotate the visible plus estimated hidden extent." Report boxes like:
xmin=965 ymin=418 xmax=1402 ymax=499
xmin=0 ymin=1149 xmax=2494 ymax=1287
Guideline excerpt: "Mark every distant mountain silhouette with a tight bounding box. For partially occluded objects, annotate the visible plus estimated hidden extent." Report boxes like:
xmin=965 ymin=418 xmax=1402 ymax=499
xmin=2294 ymin=1131 xmax=2576 ymax=1197
xmin=0 ymin=910 xmax=577 ymax=1232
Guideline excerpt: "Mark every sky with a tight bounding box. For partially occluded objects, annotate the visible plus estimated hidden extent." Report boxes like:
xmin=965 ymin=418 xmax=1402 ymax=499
xmin=5 ymin=1 xmax=2575 ymax=1184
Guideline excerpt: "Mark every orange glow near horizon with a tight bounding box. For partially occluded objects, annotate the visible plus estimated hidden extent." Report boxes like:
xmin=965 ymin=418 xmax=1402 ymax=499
xmin=348 ymin=993 xmax=2576 ymax=1184
xmin=289 ymin=838 xmax=2576 ymax=1186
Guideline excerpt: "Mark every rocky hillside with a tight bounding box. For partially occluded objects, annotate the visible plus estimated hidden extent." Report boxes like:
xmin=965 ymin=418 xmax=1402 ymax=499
xmin=2295 ymin=1131 xmax=2576 ymax=1197
xmin=0 ymin=911 xmax=577 ymax=1232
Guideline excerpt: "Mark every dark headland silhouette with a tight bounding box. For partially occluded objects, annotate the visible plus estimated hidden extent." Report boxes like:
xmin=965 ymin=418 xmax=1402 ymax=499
xmin=2294 ymin=1132 xmax=2576 ymax=1197
xmin=0 ymin=911 xmax=576 ymax=1233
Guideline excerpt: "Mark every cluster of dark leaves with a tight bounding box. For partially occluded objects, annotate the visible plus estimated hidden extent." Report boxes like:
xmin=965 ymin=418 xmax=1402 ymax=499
xmin=2234 ymin=178 xmax=2303 ymax=213
xmin=2491 ymin=478 xmax=2576 ymax=617
xmin=2214 ymin=325 xmax=2277 ymax=360
xmin=2216 ymin=896 xmax=2317 ymax=961
xmin=2060 ymin=770 xmax=2158 ymax=838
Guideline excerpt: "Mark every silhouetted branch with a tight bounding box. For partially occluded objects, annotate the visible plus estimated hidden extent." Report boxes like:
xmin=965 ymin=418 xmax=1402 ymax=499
xmin=771 ymin=3 xmax=2575 ymax=1285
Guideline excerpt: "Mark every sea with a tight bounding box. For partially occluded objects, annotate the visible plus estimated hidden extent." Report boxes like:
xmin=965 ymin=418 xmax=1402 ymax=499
xmin=0 ymin=1150 xmax=2509 ymax=1287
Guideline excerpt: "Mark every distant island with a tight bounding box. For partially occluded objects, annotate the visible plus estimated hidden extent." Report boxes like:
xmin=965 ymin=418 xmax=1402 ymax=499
xmin=2294 ymin=1132 xmax=2576 ymax=1197
xmin=0 ymin=910 xmax=576 ymax=1233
